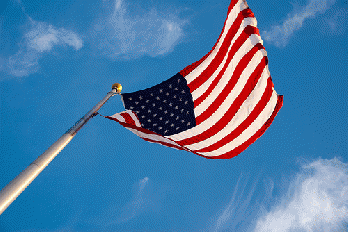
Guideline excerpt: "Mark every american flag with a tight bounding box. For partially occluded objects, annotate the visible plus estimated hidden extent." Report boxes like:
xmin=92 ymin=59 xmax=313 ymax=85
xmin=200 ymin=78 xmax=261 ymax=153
xmin=106 ymin=0 xmax=283 ymax=159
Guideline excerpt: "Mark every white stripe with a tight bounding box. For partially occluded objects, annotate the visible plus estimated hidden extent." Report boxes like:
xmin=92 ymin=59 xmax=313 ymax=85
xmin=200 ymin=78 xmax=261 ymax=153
xmin=168 ymin=47 xmax=265 ymax=142
xmin=124 ymin=127 xmax=182 ymax=147
xmin=128 ymin=111 xmax=141 ymax=127
xmin=191 ymin=17 xmax=257 ymax=101
xmin=110 ymin=111 xmax=183 ymax=149
xmin=185 ymin=67 xmax=269 ymax=151
xmin=185 ymin=0 xmax=249 ymax=84
xmin=110 ymin=113 xmax=126 ymax=123
xmin=197 ymin=91 xmax=278 ymax=157
xmin=194 ymin=33 xmax=263 ymax=116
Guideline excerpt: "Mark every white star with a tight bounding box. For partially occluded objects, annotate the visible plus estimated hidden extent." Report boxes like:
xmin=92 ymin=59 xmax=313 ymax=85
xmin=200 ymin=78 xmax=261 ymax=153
xmin=130 ymin=106 xmax=134 ymax=109
xmin=148 ymin=109 xmax=151 ymax=113
xmin=159 ymin=117 xmax=163 ymax=120
xmin=164 ymin=110 xmax=168 ymax=114
xmin=159 ymin=107 xmax=163 ymax=110
xmin=174 ymin=88 xmax=178 ymax=91
xmin=186 ymin=111 xmax=190 ymax=114
xmin=150 ymin=93 xmax=154 ymax=96
xmin=141 ymin=115 xmax=145 ymax=118
xmin=135 ymin=111 xmax=140 ymax=113
xmin=173 ymin=95 xmax=177 ymax=98
xmin=135 ymin=102 xmax=139 ymax=105
xmin=176 ymin=127 xmax=180 ymax=130
xmin=181 ymin=120 xmax=185 ymax=123
xmin=129 ymin=97 xmax=132 ymax=100
xmin=141 ymin=105 xmax=145 ymax=109
xmin=170 ymin=113 xmax=174 ymax=117
xmin=139 ymin=96 xmax=143 ymax=100
xmin=159 ymin=127 xmax=162 ymax=130
xmin=176 ymin=116 xmax=179 ymax=120
xmin=175 ymin=106 xmax=178 ymax=109
xmin=169 ymin=103 xmax=173 ymax=106
xmin=184 ymin=101 xmax=188 ymax=105
xmin=148 ymin=119 xmax=151 ymax=122
xmin=179 ymin=98 xmax=182 ymax=101
xmin=180 ymin=109 xmax=184 ymax=113
xmin=152 ymin=103 xmax=156 ymax=107
xmin=187 ymin=122 xmax=191 ymax=126
xmin=171 ymin=124 xmax=174 ymax=127
xmin=165 ymin=121 xmax=169 ymax=124
xmin=146 ymin=100 xmax=149 ymax=103
xmin=164 ymin=130 xmax=168 ymax=134
xmin=163 ymin=100 xmax=167 ymax=103
xmin=141 ymin=123 xmax=144 ymax=126
xmin=166 ymin=92 xmax=169 ymax=96
xmin=156 ymin=96 xmax=160 ymax=100
xmin=159 ymin=89 xmax=163 ymax=93
xmin=169 ymin=84 xmax=172 ymax=88
xmin=153 ymin=114 xmax=157 ymax=117
xmin=153 ymin=123 xmax=157 ymax=126
xmin=178 ymin=79 xmax=180 ymax=83
xmin=181 ymin=90 xmax=185 ymax=94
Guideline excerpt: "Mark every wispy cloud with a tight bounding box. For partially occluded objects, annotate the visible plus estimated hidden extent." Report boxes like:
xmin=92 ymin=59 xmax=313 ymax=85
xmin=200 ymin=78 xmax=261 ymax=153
xmin=204 ymin=173 xmax=266 ymax=232
xmin=254 ymin=157 xmax=348 ymax=232
xmin=91 ymin=177 xmax=164 ymax=227
xmin=90 ymin=0 xmax=187 ymax=59
xmin=0 ymin=57 xmax=5 ymax=72
xmin=6 ymin=20 xmax=83 ymax=77
xmin=112 ymin=176 xmax=151 ymax=224
xmin=263 ymin=0 xmax=336 ymax=47
xmin=321 ymin=7 xmax=348 ymax=35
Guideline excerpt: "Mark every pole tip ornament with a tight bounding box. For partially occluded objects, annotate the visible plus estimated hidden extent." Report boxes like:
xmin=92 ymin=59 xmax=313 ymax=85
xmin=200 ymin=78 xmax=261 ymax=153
xmin=112 ymin=83 xmax=122 ymax=94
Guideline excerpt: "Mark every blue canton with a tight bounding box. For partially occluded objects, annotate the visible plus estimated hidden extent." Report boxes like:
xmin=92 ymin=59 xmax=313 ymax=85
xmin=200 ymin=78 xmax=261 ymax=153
xmin=122 ymin=73 xmax=196 ymax=136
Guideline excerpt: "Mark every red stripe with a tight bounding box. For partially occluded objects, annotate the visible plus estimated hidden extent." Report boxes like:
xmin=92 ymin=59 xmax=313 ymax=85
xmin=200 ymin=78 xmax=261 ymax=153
xmin=196 ymin=42 xmax=265 ymax=125
xmin=106 ymin=115 xmax=157 ymax=135
xmin=120 ymin=112 xmax=137 ymax=126
xmin=180 ymin=7 xmax=253 ymax=78
xmin=194 ymin=25 xmax=260 ymax=109
xmin=226 ymin=0 xmax=242 ymax=17
xmin=179 ymin=0 xmax=240 ymax=77
xmin=142 ymin=137 xmax=185 ymax=151
xmin=195 ymin=77 xmax=274 ymax=152
xmin=112 ymin=119 xmax=186 ymax=151
xmin=105 ymin=116 xmax=119 ymax=122
xmin=187 ymin=9 xmax=255 ymax=92
xmin=207 ymin=94 xmax=283 ymax=159
xmin=118 ymin=121 xmax=156 ymax=135
xmin=106 ymin=115 xmax=192 ymax=152
xmin=178 ymin=55 xmax=267 ymax=146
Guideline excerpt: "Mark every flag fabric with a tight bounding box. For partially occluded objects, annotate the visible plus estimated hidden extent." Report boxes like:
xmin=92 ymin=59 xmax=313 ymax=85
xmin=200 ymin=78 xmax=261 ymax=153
xmin=106 ymin=0 xmax=283 ymax=159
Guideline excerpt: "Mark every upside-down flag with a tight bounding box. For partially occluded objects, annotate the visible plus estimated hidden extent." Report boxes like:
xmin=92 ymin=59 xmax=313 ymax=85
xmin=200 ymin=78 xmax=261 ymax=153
xmin=106 ymin=0 xmax=283 ymax=159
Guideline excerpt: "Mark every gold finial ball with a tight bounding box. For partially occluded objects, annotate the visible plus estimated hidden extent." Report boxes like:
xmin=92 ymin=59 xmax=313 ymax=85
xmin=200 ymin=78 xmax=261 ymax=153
xmin=112 ymin=83 xmax=122 ymax=93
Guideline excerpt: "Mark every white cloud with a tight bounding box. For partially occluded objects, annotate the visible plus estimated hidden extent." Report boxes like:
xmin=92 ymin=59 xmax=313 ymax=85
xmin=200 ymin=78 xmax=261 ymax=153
xmin=26 ymin=23 xmax=83 ymax=52
xmin=91 ymin=0 xmax=186 ymax=59
xmin=263 ymin=0 xmax=336 ymax=47
xmin=6 ymin=20 xmax=83 ymax=77
xmin=254 ymin=157 xmax=348 ymax=232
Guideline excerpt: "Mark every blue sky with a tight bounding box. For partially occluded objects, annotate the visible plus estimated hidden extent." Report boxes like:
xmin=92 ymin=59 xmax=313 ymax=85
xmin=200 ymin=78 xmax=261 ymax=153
xmin=0 ymin=0 xmax=347 ymax=231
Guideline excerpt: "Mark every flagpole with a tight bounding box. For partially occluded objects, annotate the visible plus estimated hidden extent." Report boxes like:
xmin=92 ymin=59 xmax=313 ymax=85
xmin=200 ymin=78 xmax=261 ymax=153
xmin=0 ymin=83 xmax=122 ymax=215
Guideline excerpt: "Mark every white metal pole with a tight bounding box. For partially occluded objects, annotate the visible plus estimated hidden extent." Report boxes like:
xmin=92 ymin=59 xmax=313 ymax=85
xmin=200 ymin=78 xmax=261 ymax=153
xmin=0 ymin=83 xmax=122 ymax=215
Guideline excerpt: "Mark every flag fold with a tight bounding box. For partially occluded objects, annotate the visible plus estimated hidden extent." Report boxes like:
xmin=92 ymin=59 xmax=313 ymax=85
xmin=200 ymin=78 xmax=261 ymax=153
xmin=106 ymin=0 xmax=283 ymax=159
